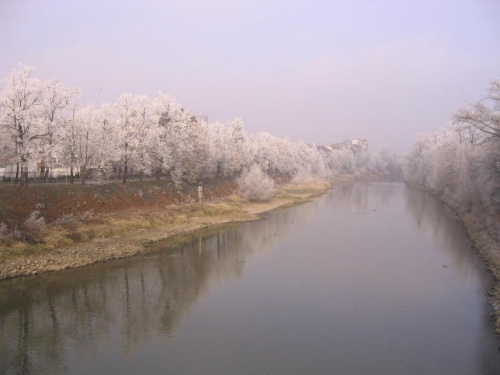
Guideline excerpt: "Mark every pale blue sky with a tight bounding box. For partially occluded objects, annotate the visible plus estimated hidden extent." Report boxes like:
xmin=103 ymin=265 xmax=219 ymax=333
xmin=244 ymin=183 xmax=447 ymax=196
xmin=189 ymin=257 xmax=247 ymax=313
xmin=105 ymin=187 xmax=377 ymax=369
xmin=1 ymin=0 xmax=499 ymax=152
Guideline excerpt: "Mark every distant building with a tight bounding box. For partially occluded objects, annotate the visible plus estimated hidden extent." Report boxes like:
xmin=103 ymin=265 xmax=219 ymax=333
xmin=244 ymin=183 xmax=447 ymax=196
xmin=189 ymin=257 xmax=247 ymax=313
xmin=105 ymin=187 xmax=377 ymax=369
xmin=330 ymin=142 xmax=348 ymax=151
xmin=328 ymin=138 xmax=368 ymax=153
xmin=0 ymin=161 xmax=38 ymax=179
xmin=0 ymin=152 xmax=19 ymax=178
xmin=0 ymin=150 xmax=80 ymax=179
xmin=317 ymin=145 xmax=334 ymax=153
xmin=40 ymin=156 xmax=79 ymax=177
xmin=348 ymin=138 xmax=368 ymax=153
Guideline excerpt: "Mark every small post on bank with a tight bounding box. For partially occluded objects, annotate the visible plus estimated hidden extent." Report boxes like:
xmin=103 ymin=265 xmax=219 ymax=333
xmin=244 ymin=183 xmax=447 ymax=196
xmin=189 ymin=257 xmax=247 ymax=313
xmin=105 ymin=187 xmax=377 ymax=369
xmin=198 ymin=184 xmax=203 ymax=203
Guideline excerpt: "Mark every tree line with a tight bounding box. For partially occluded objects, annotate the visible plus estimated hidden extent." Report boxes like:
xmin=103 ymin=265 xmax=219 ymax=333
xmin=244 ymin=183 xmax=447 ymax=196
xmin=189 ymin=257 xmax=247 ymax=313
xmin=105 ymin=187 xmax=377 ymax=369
xmin=0 ymin=65 xmax=399 ymax=186
xmin=403 ymin=80 xmax=500 ymax=239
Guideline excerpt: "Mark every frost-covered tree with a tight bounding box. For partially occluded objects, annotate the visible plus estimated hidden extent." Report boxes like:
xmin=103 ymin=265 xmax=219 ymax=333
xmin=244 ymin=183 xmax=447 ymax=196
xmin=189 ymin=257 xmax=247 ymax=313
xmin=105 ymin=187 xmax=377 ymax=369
xmin=364 ymin=147 xmax=402 ymax=177
xmin=87 ymin=103 xmax=116 ymax=182
xmin=128 ymin=95 xmax=155 ymax=180
xmin=404 ymin=80 xmax=500 ymax=239
xmin=114 ymin=93 xmax=154 ymax=183
xmin=39 ymin=79 xmax=79 ymax=179
xmin=66 ymin=103 xmax=114 ymax=184
xmin=151 ymin=93 xmax=191 ymax=182
xmin=254 ymin=132 xmax=281 ymax=174
xmin=1 ymin=66 xmax=395 ymax=187
xmin=59 ymin=103 xmax=81 ymax=183
xmin=453 ymin=80 xmax=500 ymax=142
xmin=237 ymin=164 xmax=277 ymax=201
xmin=205 ymin=121 xmax=227 ymax=178
xmin=0 ymin=66 xmax=44 ymax=185
xmin=226 ymin=118 xmax=250 ymax=175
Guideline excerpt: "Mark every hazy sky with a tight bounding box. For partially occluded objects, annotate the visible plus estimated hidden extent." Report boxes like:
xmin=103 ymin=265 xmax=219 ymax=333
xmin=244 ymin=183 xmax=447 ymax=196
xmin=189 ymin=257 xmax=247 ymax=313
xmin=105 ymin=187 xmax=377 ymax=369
xmin=1 ymin=0 xmax=499 ymax=153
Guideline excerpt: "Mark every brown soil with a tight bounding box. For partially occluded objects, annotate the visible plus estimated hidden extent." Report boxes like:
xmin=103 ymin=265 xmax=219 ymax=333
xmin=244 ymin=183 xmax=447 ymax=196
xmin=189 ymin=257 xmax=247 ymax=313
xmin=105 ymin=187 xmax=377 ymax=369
xmin=0 ymin=178 xmax=235 ymax=227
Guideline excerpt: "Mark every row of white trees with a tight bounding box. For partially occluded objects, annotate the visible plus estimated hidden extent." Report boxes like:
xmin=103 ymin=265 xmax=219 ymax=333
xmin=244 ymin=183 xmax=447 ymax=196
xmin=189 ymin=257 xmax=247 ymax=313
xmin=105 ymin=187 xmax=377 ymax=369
xmin=403 ymin=80 xmax=500 ymax=238
xmin=0 ymin=65 xmax=399 ymax=186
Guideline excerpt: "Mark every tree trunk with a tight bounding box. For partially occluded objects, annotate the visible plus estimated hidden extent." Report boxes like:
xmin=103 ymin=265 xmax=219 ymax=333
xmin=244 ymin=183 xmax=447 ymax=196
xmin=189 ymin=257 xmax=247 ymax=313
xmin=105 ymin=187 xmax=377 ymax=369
xmin=15 ymin=162 xmax=19 ymax=183
xmin=81 ymin=165 xmax=86 ymax=185
xmin=19 ymin=159 xmax=29 ymax=186
xmin=123 ymin=163 xmax=128 ymax=183
xmin=23 ymin=168 xmax=28 ymax=186
xmin=70 ymin=167 xmax=74 ymax=184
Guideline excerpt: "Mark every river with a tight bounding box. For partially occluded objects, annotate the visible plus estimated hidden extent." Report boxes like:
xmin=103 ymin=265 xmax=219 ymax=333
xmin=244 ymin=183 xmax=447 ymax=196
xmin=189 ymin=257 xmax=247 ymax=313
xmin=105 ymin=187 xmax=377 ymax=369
xmin=1 ymin=182 xmax=499 ymax=374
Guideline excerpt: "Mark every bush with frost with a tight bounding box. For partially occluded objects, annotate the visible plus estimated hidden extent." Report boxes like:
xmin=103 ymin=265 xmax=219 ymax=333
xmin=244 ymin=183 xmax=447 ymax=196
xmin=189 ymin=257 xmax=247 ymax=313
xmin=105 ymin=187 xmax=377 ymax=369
xmin=0 ymin=223 xmax=14 ymax=246
xmin=24 ymin=210 xmax=47 ymax=234
xmin=237 ymin=164 xmax=277 ymax=201
xmin=0 ymin=223 xmax=8 ymax=237
xmin=80 ymin=210 xmax=94 ymax=222
xmin=55 ymin=211 xmax=95 ymax=229
xmin=291 ymin=168 xmax=317 ymax=184
xmin=55 ymin=214 xmax=78 ymax=227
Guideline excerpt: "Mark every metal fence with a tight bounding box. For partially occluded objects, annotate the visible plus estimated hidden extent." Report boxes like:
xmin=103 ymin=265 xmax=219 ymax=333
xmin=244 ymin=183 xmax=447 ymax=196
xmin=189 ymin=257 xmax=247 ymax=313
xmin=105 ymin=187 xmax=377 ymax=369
xmin=0 ymin=171 xmax=166 ymax=185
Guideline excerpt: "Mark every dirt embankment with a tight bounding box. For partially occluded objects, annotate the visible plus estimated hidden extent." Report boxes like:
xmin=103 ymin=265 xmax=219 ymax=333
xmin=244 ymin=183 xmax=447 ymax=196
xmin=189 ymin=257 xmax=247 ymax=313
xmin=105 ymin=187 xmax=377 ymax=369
xmin=0 ymin=176 xmax=356 ymax=280
xmin=0 ymin=178 xmax=236 ymax=227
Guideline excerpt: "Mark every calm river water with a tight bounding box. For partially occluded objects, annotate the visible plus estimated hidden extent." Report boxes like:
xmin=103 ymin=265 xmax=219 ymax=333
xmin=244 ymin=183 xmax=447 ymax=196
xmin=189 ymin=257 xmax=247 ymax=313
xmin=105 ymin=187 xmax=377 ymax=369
xmin=1 ymin=182 xmax=500 ymax=374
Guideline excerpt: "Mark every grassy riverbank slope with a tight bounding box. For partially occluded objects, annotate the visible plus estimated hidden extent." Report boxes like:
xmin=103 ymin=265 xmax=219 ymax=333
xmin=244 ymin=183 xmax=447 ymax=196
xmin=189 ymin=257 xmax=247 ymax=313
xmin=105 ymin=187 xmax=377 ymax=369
xmin=0 ymin=176 xmax=356 ymax=279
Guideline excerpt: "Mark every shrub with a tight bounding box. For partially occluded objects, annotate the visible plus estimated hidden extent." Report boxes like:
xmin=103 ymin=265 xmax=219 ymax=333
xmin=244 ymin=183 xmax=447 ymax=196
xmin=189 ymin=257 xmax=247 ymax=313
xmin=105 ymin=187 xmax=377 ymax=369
xmin=56 ymin=211 xmax=94 ymax=224
xmin=0 ymin=223 xmax=15 ymax=247
xmin=55 ymin=214 xmax=78 ymax=227
xmin=291 ymin=168 xmax=317 ymax=184
xmin=24 ymin=210 xmax=47 ymax=235
xmin=0 ymin=223 xmax=8 ymax=237
xmin=237 ymin=164 xmax=278 ymax=201
xmin=80 ymin=210 xmax=94 ymax=222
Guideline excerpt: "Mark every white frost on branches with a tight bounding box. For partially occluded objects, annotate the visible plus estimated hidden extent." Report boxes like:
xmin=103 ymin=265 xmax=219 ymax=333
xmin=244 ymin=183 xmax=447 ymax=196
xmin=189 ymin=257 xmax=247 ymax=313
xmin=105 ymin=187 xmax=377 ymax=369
xmin=0 ymin=65 xmax=402 ymax=186
xmin=403 ymin=80 xmax=500 ymax=239
xmin=237 ymin=164 xmax=278 ymax=201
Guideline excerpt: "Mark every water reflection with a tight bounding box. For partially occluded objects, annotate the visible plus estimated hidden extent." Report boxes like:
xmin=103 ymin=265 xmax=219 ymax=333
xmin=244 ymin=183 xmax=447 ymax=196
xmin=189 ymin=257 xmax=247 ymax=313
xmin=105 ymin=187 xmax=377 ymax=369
xmin=403 ymin=185 xmax=500 ymax=375
xmin=403 ymin=186 xmax=485 ymax=280
xmin=326 ymin=182 xmax=487 ymax=281
xmin=327 ymin=181 xmax=395 ymax=213
xmin=0 ymin=182 xmax=499 ymax=374
xmin=0 ymin=204 xmax=318 ymax=375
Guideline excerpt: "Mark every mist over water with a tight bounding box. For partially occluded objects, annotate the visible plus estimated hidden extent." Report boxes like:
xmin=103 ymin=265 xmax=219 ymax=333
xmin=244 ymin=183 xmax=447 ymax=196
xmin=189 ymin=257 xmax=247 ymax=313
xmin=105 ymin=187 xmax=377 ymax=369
xmin=1 ymin=182 xmax=499 ymax=374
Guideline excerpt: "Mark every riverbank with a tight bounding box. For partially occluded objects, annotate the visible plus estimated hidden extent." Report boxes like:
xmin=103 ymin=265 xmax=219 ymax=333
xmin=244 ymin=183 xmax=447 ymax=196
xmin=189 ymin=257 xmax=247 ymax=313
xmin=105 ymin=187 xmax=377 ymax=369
xmin=409 ymin=183 xmax=500 ymax=335
xmin=0 ymin=176 xmax=355 ymax=280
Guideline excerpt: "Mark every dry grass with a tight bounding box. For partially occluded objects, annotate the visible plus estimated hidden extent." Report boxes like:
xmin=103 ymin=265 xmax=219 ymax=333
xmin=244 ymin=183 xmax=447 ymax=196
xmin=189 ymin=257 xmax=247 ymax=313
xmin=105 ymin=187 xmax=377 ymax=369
xmin=0 ymin=178 xmax=346 ymax=261
xmin=276 ymin=179 xmax=333 ymax=201
xmin=0 ymin=201 xmax=243 ymax=260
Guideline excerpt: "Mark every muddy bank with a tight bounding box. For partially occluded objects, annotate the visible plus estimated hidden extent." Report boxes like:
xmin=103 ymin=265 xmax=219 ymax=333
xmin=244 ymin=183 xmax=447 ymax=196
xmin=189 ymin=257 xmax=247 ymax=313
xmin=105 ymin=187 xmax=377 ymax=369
xmin=409 ymin=183 xmax=500 ymax=334
xmin=0 ymin=177 xmax=357 ymax=280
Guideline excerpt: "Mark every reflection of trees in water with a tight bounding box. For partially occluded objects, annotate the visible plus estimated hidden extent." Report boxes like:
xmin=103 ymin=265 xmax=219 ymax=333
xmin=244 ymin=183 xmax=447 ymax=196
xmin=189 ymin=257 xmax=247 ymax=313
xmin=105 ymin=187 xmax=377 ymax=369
xmin=324 ymin=181 xmax=484 ymax=279
xmin=404 ymin=185 xmax=483 ymax=276
xmin=0 ymin=204 xmax=314 ymax=374
xmin=329 ymin=182 xmax=369 ymax=213
xmin=1 ymin=184 xmax=499 ymax=374
xmin=326 ymin=182 xmax=396 ymax=213
xmin=405 ymin=186 xmax=500 ymax=375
